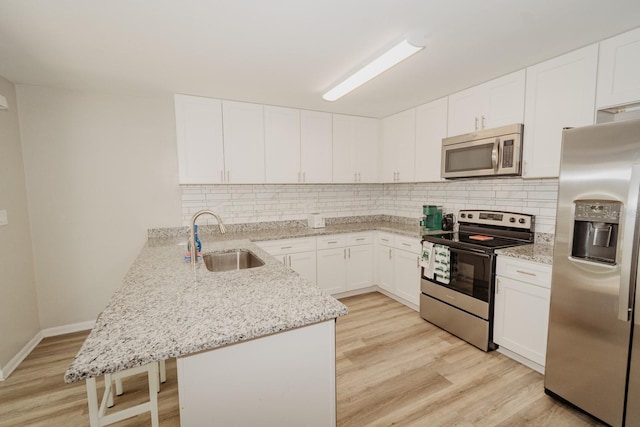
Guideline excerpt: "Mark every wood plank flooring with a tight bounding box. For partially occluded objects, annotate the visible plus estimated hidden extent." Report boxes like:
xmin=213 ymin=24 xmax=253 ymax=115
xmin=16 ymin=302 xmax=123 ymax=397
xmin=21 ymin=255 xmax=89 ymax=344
xmin=0 ymin=292 xmax=605 ymax=426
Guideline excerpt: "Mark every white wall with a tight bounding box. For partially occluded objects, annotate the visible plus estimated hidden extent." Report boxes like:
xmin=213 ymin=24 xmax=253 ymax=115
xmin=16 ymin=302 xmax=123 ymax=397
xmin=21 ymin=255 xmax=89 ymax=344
xmin=0 ymin=76 xmax=40 ymax=371
xmin=17 ymin=86 xmax=182 ymax=329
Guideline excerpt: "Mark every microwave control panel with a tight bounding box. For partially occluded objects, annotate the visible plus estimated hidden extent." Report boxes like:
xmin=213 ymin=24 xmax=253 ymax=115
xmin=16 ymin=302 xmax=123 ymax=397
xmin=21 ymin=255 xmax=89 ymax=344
xmin=502 ymin=139 xmax=514 ymax=168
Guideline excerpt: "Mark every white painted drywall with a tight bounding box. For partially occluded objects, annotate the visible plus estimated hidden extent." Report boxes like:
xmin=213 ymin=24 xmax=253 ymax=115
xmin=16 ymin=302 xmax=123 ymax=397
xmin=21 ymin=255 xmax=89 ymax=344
xmin=0 ymin=76 xmax=40 ymax=370
xmin=16 ymin=85 xmax=182 ymax=329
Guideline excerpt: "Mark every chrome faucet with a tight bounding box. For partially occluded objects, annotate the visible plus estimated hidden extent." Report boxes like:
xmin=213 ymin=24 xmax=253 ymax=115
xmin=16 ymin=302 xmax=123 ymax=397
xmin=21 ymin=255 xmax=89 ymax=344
xmin=189 ymin=209 xmax=227 ymax=266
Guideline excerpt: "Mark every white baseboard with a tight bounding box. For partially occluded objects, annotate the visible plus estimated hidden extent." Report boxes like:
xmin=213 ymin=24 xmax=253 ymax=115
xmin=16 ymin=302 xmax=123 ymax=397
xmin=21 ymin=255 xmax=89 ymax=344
xmin=0 ymin=330 xmax=43 ymax=380
xmin=41 ymin=319 xmax=95 ymax=338
xmin=496 ymin=346 xmax=545 ymax=374
xmin=376 ymin=288 xmax=419 ymax=312
xmin=0 ymin=319 xmax=95 ymax=381
xmin=333 ymin=286 xmax=377 ymax=299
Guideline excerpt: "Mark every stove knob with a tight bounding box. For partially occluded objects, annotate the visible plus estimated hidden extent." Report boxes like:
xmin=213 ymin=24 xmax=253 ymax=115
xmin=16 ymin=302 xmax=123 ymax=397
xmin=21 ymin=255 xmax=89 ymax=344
xmin=509 ymin=217 xmax=516 ymax=223
xmin=519 ymin=218 xmax=526 ymax=224
xmin=467 ymin=214 xmax=473 ymax=219
xmin=460 ymin=213 xmax=466 ymax=218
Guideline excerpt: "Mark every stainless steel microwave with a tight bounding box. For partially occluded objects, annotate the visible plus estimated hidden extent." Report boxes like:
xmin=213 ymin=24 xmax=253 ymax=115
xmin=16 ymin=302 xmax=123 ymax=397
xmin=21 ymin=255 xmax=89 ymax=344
xmin=441 ymin=123 xmax=523 ymax=179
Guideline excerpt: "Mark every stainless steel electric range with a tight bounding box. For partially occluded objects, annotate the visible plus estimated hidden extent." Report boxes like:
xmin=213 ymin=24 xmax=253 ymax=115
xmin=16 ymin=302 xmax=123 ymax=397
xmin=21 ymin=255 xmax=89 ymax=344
xmin=420 ymin=210 xmax=535 ymax=351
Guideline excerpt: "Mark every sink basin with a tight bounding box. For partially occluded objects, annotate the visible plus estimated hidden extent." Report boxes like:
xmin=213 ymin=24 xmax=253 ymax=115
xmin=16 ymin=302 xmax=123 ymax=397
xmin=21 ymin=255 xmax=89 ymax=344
xmin=202 ymin=250 xmax=265 ymax=272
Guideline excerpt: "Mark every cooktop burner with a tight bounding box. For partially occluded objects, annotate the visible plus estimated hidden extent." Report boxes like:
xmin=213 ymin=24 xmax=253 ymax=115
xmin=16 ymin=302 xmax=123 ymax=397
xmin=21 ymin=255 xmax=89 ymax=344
xmin=424 ymin=232 xmax=532 ymax=251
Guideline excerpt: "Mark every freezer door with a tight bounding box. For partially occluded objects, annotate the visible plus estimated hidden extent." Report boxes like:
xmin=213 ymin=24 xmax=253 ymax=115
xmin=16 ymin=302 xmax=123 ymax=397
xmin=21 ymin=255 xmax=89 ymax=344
xmin=626 ymin=276 xmax=640 ymax=426
xmin=545 ymin=119 xmax=640 ymax=427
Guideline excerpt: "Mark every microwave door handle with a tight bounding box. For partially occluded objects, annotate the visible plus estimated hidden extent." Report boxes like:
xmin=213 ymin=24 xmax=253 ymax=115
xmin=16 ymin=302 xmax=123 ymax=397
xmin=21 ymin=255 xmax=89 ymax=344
xmin=492 ymin=138 xmax=500 ymax=172
xmin=620 ymin=164 xmax=640 ymax=322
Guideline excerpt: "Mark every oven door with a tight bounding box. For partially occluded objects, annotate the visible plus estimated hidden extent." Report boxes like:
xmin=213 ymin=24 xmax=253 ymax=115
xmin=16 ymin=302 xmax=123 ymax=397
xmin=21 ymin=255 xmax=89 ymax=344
xmin=421 ymin=246 xmax=494 ymax=319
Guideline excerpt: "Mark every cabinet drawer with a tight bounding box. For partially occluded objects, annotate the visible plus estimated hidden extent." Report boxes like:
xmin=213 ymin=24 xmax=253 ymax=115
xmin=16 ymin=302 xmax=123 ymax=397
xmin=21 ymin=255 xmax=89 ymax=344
xmin=496 ymin=256 xmax=552 ymax=288
xmin=376 ymin=232 xmax=395 ymax=247
xmin=255 ymin=237 xmax=316 ymax=255
xmin=316 ymin=235 xmax=346 ymax=250
xmin=394 ymin=235 xmax=421 ymax=253
xmin=345 ymin=232 xmax=373 ymax=246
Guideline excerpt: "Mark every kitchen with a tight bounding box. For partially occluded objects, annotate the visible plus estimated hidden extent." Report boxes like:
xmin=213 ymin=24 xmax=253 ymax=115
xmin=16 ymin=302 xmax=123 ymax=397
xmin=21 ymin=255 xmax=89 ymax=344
xmin=2 ymin=1 xmax=640 ymax=426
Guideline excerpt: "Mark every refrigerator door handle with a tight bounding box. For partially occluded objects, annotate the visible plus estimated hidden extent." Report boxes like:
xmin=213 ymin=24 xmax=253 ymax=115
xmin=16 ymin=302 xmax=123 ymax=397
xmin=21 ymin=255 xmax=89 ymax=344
xmin=619 ymin=163 xmax=640 ymax=322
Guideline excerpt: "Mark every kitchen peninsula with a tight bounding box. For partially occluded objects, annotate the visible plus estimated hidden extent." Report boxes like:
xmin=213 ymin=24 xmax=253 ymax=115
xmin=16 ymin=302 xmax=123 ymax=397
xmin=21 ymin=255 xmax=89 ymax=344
xmin=64 ymin=236 xmax=348 ymax=426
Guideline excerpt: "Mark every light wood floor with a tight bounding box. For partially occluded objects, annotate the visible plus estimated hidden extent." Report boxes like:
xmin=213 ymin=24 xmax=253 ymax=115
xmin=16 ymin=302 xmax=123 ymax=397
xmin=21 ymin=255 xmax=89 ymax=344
xmin=0 ymin=292 xmax=605 ymax=426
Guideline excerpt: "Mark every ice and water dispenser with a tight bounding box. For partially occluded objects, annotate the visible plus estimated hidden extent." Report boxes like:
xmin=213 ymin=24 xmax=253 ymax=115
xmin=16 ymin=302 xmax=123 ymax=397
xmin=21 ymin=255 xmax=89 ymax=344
xmin=571 ymin=200 xmax=620 ymax=264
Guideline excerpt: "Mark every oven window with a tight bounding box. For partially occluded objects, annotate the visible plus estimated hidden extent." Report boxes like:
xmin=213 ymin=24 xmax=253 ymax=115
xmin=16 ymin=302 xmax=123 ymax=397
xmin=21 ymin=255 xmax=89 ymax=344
xmin=446 ymin=249 xmax=491 ymax=302
xmin=445 ymin=143 xmax=494 ymax=172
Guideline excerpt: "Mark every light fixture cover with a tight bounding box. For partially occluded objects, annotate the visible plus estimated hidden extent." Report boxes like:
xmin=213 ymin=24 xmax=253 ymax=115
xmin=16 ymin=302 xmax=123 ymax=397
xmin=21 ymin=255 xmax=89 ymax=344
xmin=0 ymin=94 xmax=7 ymax=110
xmin=323 ymin=39 xmax=424 ymax=102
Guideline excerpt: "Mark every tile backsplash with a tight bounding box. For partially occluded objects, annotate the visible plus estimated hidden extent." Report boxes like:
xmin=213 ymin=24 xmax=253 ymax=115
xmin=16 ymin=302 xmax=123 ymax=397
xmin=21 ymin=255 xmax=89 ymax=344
xmin=181 ymin=178 xmax=559 ymax=234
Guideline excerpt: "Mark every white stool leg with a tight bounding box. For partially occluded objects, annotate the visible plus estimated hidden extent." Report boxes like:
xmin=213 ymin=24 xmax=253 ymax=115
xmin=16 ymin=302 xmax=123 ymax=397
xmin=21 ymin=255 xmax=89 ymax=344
xmin=159 ymin=359 xmax=166 ymax=384
xmin=148 ymin=362 xmax=160 ymax=427
xmin=104 ymin=373 xmax=115 ymax=407
xmin=115 ymin=377 xmax=124 ymax=396
xmin=86 ymin=377 xmax=100 ymax=427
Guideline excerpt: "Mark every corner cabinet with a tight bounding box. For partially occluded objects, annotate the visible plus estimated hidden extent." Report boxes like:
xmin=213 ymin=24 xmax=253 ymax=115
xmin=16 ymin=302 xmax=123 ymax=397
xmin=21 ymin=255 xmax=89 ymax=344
xmin=375 ymin=233 xmax=421 ymax=307
xmin=597 ymin=27 xmax=640 ymax=110
xmin=255 ymin=237 xmax=317 ymax=285
xmin=522 ymin=44 xmax=598 ymax=178
xmin=447 ymin=70 xmax=525 ymax=136
xmin=494 ymin=256 xmax=552 ymax=373
xmin=316 ymin=233 xmax=374 ymax=294
xmin=332 ymin=115 xmax=379 ymax=183
xmin=381 ymin=108 xmax=416 ymax=183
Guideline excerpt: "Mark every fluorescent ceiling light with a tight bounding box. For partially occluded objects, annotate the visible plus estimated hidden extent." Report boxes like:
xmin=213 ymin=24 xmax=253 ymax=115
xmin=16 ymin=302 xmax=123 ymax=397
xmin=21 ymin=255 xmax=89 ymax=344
xmin=323 ymin=39 xmax=424 ymax=102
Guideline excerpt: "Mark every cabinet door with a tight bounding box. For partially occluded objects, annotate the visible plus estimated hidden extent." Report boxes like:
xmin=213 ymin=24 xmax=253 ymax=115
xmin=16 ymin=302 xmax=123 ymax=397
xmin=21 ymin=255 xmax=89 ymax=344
xmin=316 ymin=248 xmax=347 ymax=294
xmin=375 ymin=245 xmax=394 ymax=293
xmin=447 ymin=86 xmax=482 ymax=136
xmin=332 ymin=114 xmax=357 ymax=183
xmin=523 ymin=44 xmax=598 ymax=178
xmin=481 ymin=69 xmax=525 ymax=129
xmin=345 ymin=245 xmax=373 ymax=290
xmin=289 ymin=251 xmax=317 ymax=285
xmin=355 ymin=117 xmax=380 ymax=183
xmin=415 ymin=97 xmax=448 ymax=182
xmin=301 ymin=110 xmax=333 ymax=183
xmin=597 ymin=27 xmax=640 ymax=109
xmin=222 ymin=100 xmax=265 ymax=183
xmin=174 ymin=94 xmax=225 ymax=184
xmin=381 ymin=109 xmax=416 ymax=182
xmin=393 ymin=248 xmax=421 ymax=306
xmin=494 ymin=276 xmax=550 ymax=366
xmin=264 ymin=106 xmax=300 ymax=183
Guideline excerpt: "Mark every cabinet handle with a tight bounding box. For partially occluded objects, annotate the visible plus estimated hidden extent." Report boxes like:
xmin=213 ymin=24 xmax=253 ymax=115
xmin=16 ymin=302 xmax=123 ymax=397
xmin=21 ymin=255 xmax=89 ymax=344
xmin=416 ymin=256 xmax=420 ymax=268
xmin=389 ymin=249 xmax=392 ymax=259
xmin=328 ymin=240 xmax=338 ymax=244
xmin=475 ymin=116 xmax=479 ymax=130
xmin=288 ymin=255 xmax=292 ymax=267
xmin=226 ymin=170 xmax=230 ymax=182
xmin=402 ymin=242 xmax=411 ymax=247
xmin=348 ymin=248 xmax=351 ymax=258
xmin=282 ymin=256 xmax=287 ymax=265
xmin=516 ymin=269 xmax=537 ymax=277
xmin=280 ymin=246 xmax=293 ymax=250
xmin=496 ymin=278 xmax=500 ymax=294
xmin=344 ymin=249 xmax=347 ymax=259
xmin=481 ymin=115 xmax=486 ymax=129
xmin=381 ymin=238 xmax=389 ymax=242
xmin=356 ymin=238 xmax=365 ymax=241
xmin=298 ymin=172 xmax=301 ymax=182
xmin=354 ymin=172 xmax=358 ymax=182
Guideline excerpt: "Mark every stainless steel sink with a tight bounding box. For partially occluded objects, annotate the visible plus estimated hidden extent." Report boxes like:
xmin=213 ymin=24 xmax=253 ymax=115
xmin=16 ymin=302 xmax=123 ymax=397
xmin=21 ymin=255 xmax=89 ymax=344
xmin=202 ymin=250 xmax=265 ymax=272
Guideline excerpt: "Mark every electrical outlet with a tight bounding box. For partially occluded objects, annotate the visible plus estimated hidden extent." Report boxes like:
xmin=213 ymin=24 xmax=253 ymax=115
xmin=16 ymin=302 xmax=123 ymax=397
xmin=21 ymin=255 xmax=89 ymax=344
xmin=0 ymin=209 xmax=7 ymax=226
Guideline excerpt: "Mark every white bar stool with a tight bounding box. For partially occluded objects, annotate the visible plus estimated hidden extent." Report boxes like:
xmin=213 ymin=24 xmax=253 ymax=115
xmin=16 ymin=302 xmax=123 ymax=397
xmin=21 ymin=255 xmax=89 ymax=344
xmin=86 ymin=362 xmax=159 ymax=427
xmin=108 ymin=359 xmax=166 ymax=403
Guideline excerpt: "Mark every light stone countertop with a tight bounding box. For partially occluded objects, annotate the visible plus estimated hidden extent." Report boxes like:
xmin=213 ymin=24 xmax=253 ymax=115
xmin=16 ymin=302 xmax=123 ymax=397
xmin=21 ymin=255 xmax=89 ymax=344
xmin=65 ymin=220 xmax=429 ymax=383
xmin=495 ymin=242 xmax=554 ymax=265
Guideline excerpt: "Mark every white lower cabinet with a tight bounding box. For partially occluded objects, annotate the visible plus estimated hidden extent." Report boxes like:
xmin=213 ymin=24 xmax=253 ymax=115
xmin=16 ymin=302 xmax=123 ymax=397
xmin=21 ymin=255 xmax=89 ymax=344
xmin=316 ymin=233 xmax=373 ymax=295
xmin=255 ymin=237 xmax=317 ymax=285
xmin=375 ymin=233 xmax=421 ymax=307
xmin=494 ymin=256 xmax=552 ymax=373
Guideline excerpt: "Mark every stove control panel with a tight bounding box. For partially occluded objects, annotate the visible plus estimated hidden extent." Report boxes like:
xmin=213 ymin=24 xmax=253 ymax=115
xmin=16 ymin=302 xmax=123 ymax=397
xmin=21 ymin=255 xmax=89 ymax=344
xmin=459 ymin=210 xmax=534 ymax=230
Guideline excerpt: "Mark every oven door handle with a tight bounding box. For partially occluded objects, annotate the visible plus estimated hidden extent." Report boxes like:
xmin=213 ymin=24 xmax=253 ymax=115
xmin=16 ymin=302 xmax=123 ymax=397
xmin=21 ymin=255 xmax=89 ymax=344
xmin=448 ymin=246 xmax=492 ymax=259
xmin=492 ymin=138 xmax=500 ymax=172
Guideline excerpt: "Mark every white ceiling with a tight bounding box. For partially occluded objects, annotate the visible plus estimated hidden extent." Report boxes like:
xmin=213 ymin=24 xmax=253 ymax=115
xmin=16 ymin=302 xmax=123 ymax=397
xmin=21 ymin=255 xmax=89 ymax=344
xmin=1 ymin=0 xmax=639 ymax=118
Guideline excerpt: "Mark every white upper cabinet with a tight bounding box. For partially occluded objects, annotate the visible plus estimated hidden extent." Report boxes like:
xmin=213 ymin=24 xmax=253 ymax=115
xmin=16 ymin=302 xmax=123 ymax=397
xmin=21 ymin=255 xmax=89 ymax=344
xmin=175 ymin=94 xmax=225 ymax=184
xmin=597 ymin=27 xmax=640 ymax=109
xmin=300 ymin=110 xmax=333 ymax=183
xmin=522 ymin=44 xmax=598 ymax=178
xmin=381 ymin=108 xmax=416 ymax=183
xmin=222 ymin=100 xmax=266 ymax=183
xmin=447 ymin=70 xmax=525 ymax=136
xmin=264 ymin=106 xmax=301 ymax=183
xmin=415 ymin=97 xmax=448 ymax=182
xmin=332 ymin=114 xmax=379 ymax=183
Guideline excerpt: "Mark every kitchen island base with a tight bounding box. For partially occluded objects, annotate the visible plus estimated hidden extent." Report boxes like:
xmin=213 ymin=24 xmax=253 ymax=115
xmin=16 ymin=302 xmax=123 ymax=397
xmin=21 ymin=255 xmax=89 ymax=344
xmin=177 ymin=319 xmax=336 ymax=427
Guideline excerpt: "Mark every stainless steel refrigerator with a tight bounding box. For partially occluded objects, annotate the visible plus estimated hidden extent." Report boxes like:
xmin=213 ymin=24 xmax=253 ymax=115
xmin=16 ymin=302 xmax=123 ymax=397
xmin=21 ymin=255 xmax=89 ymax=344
xmin=545 ymin=117 xmax=640 ymax=427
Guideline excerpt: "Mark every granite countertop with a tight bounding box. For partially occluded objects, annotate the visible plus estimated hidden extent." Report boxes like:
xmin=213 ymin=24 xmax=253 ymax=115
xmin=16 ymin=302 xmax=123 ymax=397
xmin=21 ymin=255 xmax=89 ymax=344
xmin=64 ymin=238 xmax=348 ymax=383
xmin=495 ymin=242 xmax=554 ymax=265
